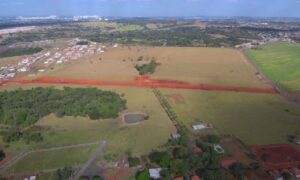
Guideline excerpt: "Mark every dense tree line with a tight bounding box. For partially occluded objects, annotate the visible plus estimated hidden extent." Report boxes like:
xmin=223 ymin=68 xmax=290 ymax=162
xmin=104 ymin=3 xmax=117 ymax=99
xmin=0 ymin=47 xmax=43 ymax=58
xmin=1 ymin=22 xmax=257 ymax=47
xmin=0 ymin=87 xmax=127 ymax=127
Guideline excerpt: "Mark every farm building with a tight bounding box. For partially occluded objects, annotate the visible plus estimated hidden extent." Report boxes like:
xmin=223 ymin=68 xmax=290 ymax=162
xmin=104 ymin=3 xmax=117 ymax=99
xmin=192 ymin=123 xmax=212 ymax=131
xmin=149 ymin=168 xmax=162 ymax=179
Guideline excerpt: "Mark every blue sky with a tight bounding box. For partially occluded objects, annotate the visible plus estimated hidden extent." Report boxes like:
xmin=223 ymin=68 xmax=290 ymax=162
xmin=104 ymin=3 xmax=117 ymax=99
xmin=0 ymin=0 xmax=300 ymax=17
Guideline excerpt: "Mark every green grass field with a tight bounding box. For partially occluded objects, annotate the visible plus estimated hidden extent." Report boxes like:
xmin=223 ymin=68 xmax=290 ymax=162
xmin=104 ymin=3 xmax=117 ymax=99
xmin=247 ymin=43 xmax=300 ymax=92
xmin=161 ymin=88 xmax=300 ymax=145
xmin=5 ymin=145 xmax=98 ymax=175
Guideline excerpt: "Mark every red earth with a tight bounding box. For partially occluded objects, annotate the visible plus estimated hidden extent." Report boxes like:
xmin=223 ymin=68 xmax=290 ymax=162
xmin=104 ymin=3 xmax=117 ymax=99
xmin=0 ymin=76 xmax=279 ymax=94
xmin=251 ymin=144 xmax=300 ymax=170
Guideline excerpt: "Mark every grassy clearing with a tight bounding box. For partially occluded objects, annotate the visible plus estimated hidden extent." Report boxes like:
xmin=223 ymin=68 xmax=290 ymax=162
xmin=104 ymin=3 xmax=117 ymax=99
xmin=161 ymin=88 xmax=300 ymax=145
xmin=0 ymin=84 xmax=176 ymax=174
xmin=247 ymin=43 xmax=300 ymax=92
xmin=5 ymin=145 xmax=98 ymax=175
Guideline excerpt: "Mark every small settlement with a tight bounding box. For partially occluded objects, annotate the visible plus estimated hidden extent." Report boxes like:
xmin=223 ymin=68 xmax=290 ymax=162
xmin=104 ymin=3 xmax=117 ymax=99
xmin=0 ymin=39 xmax=106 ymax=80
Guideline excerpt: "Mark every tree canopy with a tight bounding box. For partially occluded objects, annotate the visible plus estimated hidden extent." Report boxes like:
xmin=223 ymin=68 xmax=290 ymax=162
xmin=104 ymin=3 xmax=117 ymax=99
xmin=0 ymin=87 xmax=126 ymax=127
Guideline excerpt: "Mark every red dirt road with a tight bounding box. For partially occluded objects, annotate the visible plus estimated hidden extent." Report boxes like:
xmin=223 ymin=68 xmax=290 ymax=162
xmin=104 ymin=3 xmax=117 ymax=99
xmin=0 ymin=76 xmax=279 ymax=94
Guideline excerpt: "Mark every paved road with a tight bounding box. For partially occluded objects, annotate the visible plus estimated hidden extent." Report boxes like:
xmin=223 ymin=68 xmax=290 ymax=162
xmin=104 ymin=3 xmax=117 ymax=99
xmin=72 ymin=141 xmax=107 ymax=180
xmin=0 ymin=141 xmax=106 ymax=175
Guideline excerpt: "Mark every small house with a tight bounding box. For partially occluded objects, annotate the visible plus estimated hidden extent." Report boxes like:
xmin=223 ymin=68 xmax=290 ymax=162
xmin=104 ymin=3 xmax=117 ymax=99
xmin=6 ymin=73 xmax=15 ymax=78
xmin=149 ymin=168 xmax=162 ymax=179
xmin=171 ymin=133 xmax=181 ymax=140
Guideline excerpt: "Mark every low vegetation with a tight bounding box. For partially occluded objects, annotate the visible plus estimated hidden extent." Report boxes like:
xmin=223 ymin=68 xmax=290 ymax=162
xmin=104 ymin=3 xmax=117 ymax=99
xmin=0 ymin=87 xmax=126 ymax=127
xmin=0 ymin=47 xmax=43 ymax=58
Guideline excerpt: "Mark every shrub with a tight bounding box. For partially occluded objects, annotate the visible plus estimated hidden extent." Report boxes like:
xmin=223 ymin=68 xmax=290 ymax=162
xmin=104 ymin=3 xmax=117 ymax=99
xmin=149 ymin=151 xmax=172 ymax=167
xmin=136 ymin=169 xmax=150 ymax=180
xmin=128 ymin=157 xmax=141 ymax=167
xmin=207 ymin=135 xmax=221 ymax=144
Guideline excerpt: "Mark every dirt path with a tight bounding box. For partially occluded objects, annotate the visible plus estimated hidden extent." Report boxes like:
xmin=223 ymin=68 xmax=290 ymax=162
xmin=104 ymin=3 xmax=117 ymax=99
xmin=72 ymin=141 xmax=106 ymax=180
xmin=243 ymin=50 xmax=300 ymax=105
xmin=1 ymin=76 xmax=279 ymax=94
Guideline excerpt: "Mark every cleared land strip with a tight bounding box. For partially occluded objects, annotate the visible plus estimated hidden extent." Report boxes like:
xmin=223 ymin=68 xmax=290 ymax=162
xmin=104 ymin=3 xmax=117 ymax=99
xmin=0 ymin=141 xmax=106 ymax=174
xmin=1 ymin=76 xmax=279 ymax=94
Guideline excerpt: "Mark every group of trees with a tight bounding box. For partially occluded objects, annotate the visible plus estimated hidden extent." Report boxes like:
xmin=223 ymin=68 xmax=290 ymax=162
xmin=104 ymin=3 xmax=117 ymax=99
xmin=0 ymin=149 xmax=5 ymax=161
xmin=135 ymin=60 xmax=158 ymax=75
xmin=139 ymin=135 xmax=221 ymax=178
xmin=0 ymin=47 xmax=43 ymax=58
xmin=2 ymin=128 xmax=43 ymax=143
xmin=0 ymin=87 xmax=127 ymax=127
xmin=135 ymin=132 xmax=258 ymax=180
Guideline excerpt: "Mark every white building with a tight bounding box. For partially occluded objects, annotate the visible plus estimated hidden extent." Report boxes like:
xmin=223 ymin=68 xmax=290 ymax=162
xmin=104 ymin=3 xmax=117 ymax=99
xmin=6 ymin=73 xmax=16 ymax=78
xmin=44 ymin=51 xmax=51 ymax=57
xmin=171 ymin=133 xmax=181 ymax=140
xmin=149 ymin=168 xmax=162 ymax=179
xmin=192 ymin=123 xmax=212 ymax=131
xmin=18 ymin=67 xmax=28 ymax=72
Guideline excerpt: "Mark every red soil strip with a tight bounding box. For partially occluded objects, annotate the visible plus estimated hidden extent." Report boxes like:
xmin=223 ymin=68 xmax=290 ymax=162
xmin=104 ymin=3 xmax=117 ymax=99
xmin=251 ymin=144 xmax=300 ymax=170
xmin=0 ymin=76 xmax=279 ymax=94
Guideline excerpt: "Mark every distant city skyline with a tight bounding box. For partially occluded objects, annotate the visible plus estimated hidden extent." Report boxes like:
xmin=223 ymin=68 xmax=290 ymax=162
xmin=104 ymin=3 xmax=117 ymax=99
xmin=1 ymin=0 xmax=300 ymax=18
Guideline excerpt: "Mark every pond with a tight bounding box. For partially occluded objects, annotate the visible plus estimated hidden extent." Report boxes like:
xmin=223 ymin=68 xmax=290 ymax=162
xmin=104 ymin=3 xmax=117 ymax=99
xmin=124 ymin=113 xmax=145 ymax=124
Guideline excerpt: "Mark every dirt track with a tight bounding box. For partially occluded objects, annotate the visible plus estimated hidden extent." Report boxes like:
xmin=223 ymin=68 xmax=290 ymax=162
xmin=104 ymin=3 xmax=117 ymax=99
xmin=0 ymin=76 xmax=279 ymax=94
